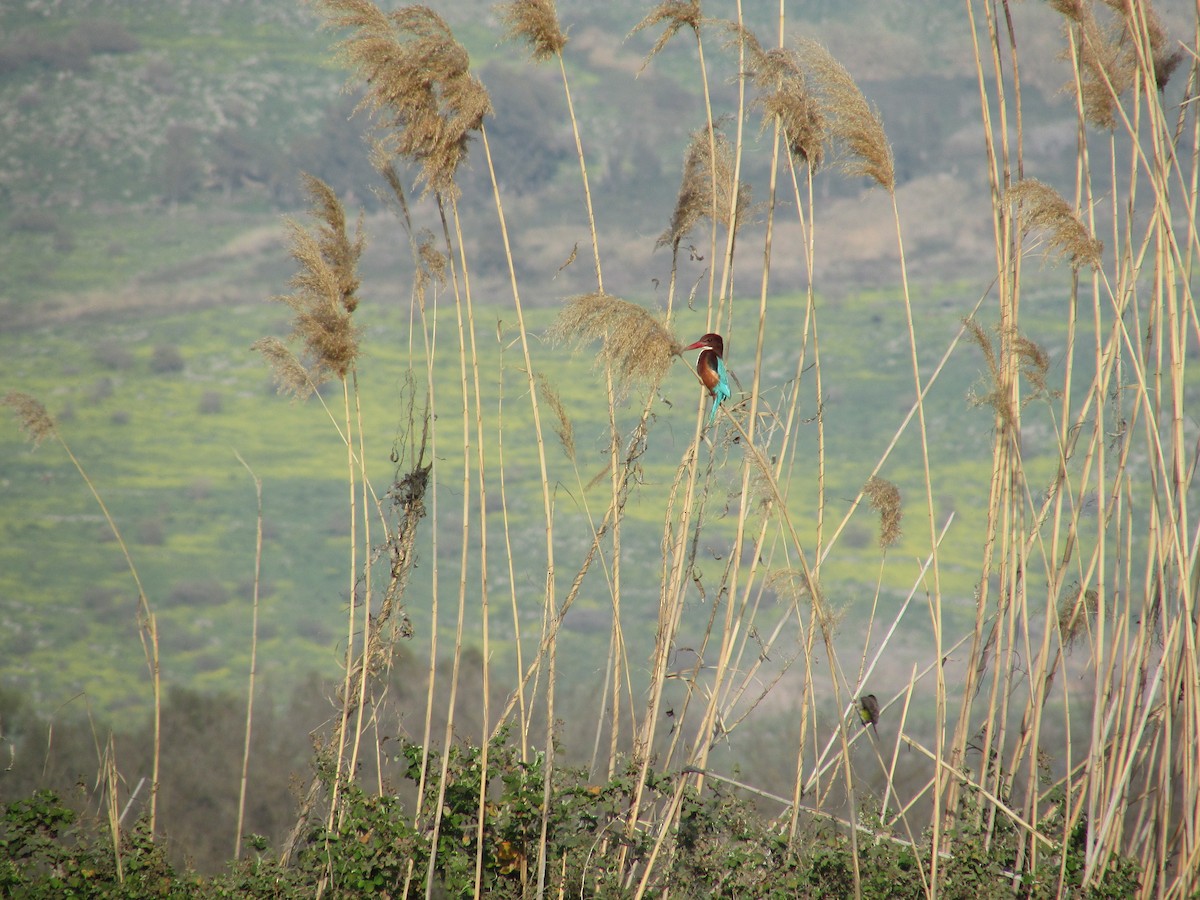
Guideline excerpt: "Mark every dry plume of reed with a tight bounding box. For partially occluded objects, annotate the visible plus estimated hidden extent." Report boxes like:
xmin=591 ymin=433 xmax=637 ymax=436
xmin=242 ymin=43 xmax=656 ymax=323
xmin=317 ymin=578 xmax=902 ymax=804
xmin=1007 ymin=177 xmax=1103 ymax=269
xmin=659 ymin=125 xmax=752 ymax=251
xmin=254 ymin=174 xmax=363 ymax=391
xmin=319 ymin=1 xmax=491 ymax=197
xmin=496 ymin=0 xmax=567 ymax=61
xmin=548 ymin=291 xmax=682 ymax=399
xmin=798 ymin=36 xmax=894 ymax=193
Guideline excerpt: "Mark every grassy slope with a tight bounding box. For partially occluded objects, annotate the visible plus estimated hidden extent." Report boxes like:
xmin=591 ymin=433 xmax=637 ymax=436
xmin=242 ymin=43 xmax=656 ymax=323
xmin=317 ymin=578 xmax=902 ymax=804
xmin=0 ymin=266 xmax=1083 ymax=722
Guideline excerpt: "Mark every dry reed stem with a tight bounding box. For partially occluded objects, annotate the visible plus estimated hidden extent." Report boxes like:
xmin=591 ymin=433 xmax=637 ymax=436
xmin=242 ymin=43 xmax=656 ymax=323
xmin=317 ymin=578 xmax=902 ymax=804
xmin=632 ymin=0 xmax=721 ymax=324
xmin=476 ymin=124 xmax=555 ymax=766
xmin=232 ymin=453 xmax=263 ymax=861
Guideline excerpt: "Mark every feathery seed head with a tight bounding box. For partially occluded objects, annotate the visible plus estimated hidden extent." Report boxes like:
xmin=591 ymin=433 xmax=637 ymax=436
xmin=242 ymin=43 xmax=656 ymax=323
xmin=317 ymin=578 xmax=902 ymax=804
xmin=319 ymin=1 xmax=491 ymax=198
xmin=548 ymin=292 xmax=682 ymax=399
xmin=799 ymin=38 xmax=893 ymax=192
xmin=631 ymin=0 xmax=703 ymax=70
xmin=1007 ymin=178 xmax=1103 ymax=270
xmin=260 ymin=176 xmax=364 ymax=391
xmin=1013 ymin=333 xmax=1052 ymax=398
xmin=251 ymin=337 xmax=318 ymax=401
xmin=536 ymin=373 xmax=575 ymax=462
xmin=415 ymin=229 xmax=448 ymax=298
xmin=3 ymin=391 xmax=56 ymax=447
xmin=1050 ymin=0 xmax=1139 ymax=129
xmin=497 ymin=0 xmax=567 ymax=61
xmin=749 ymin=42 xmax=825 ymax=169
xmin=864 ymin=476 xmax=902 ymax=549
xmin=660 ymin=125 xmax=751 ymax=249
xmin=731 ymin=25 xmax=826 ymax=168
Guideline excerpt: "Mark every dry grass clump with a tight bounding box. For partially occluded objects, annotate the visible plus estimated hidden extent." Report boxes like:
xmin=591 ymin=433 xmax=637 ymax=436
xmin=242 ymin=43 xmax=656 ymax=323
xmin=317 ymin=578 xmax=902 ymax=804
xmin=3 ymin=391 xmax=56 ymax=447
xmin=798 ymin=37 xmax=893 ymax=193
xmin=659 ymin=125 xmax=751 ymax=250
xmin=318 ymin=1 xmax=491 ymax=197
xmin=1007 ymin=178 xmax=1103 ymax=270
xmin=630 ymin=0 xmax=703 ymax=69
xmin=863 ymin=476 xmax=902 ymax=549
xmin=254 ymin=175 xmax=363 ymax=393
xmin=497 ymin=0 xmax=567 ymax=61
xmin=548 ymin=292 xmax=682 ymax=398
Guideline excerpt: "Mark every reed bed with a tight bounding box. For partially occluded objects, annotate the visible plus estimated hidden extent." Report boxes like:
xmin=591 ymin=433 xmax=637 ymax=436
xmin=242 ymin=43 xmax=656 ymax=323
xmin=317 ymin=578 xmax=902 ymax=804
xmin=6 ymin=0 xmax=1200 ymax=896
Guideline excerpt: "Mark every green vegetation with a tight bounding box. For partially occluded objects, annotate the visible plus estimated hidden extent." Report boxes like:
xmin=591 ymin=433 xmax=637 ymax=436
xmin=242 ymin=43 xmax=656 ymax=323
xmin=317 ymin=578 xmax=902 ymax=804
xmin=3 ymin=0 xmax=1200 ymax=896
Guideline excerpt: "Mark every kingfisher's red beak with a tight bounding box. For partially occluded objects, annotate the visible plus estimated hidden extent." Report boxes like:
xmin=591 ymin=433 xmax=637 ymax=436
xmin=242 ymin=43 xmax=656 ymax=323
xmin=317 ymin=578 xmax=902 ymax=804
xmin=683 ymin=339 xmax=709 ymax=351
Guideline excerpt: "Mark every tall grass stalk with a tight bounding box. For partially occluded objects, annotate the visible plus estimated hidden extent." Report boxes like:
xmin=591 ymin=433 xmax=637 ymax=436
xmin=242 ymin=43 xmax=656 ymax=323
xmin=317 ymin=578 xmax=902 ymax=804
xmin=3 ymin=392 xmax=162 ymax=838
xmin=233 ymin=452 xmax=263 ymax=861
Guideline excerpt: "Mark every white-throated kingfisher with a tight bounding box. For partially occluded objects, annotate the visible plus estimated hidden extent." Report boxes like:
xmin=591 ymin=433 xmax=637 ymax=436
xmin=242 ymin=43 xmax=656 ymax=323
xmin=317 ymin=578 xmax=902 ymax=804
xmin=683 ymin=333 xmax=730 ymax=425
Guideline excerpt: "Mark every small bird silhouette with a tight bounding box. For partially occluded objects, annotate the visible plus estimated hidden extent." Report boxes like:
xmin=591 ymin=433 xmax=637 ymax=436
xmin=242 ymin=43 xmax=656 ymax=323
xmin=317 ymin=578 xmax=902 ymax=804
xmin=858 ymin=694 xmax=880 ymax=735
xmin=683 ymin=333 xmax=730 ymax=426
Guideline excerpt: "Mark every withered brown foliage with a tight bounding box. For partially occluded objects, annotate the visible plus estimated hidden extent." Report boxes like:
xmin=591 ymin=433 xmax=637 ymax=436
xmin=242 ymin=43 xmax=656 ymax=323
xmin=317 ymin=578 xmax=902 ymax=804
xmin=3 ymin=391 xmax=56 ymax=447
xmin=864 ymin=476 xmax=902 ymax=549
xmin=659 ymin=125 xmax=751 ymax=250
xmin=547 ymin=292 xmax=682 ymax=398
xmin=497 ymin=0 xmax=567 ymax=61
xmin=630 ymin=0 xmax=703 ymax=70
xmin=1007 ymin=178 xmax=1103 ymax=270
xmin=256 ymin=175 xmax=363 ymax=392
xmin=318 ymin=1 xmax=491 ymax=197
xmin=798 ymin=37 xmax=893 ymax=192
